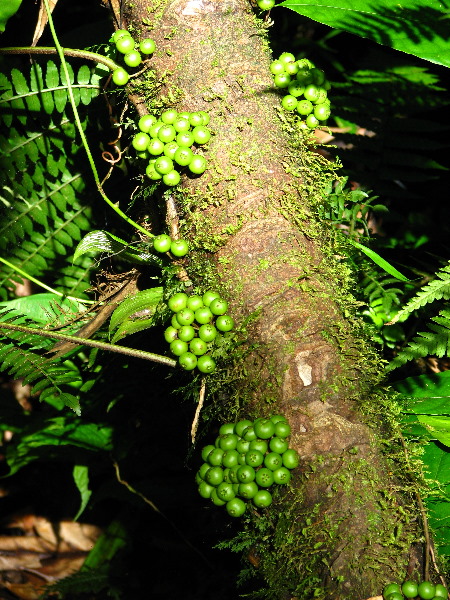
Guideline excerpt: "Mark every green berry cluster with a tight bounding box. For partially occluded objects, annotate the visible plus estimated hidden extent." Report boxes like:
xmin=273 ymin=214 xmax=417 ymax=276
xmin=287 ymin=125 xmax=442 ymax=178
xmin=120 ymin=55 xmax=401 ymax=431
xmin=111 ymin=29 xmax=156 ymax=86
xmin=132 ymin=109 xmax=211 ymax=187
xmin=152 ymin=233 xmax=189 ymax=257
xmin=164 ymin=290 xmax=235 ymax=373
xmin=196 ymin=415 xmax=300 ymax=517
xmin=383 ymin=580 xmax=448 ymax=600
xmin=270 ymin=54 xmax=331 ymax=129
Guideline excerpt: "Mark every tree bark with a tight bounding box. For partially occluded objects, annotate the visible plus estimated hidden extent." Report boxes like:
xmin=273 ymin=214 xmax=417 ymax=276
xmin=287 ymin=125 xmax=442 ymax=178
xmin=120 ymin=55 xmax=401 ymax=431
xmin=111 ymin=1 xmax=421 ymax=597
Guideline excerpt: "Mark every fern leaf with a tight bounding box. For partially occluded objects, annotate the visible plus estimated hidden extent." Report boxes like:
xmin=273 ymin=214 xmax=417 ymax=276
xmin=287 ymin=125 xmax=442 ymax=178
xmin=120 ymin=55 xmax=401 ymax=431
xmin=0 ymin=341 xmax=81 ymax=413
xmin=109 ymin=287 xmax=163 ymax=342
xmin=43 ymin=566 xmax=110 ymax=598
xmin=390 ymin=263 xmax=450 ymax=324
xmin=387 ymin=308 xmax=450 ymax=371
xmin=0 ymin=59 xmax=101 ymax=299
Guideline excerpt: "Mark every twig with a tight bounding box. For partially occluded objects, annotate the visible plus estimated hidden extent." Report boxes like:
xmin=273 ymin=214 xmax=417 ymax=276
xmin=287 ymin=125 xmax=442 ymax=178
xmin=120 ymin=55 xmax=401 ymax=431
xmin=0 ymin=321 xmax=176 ymax=367
xmin=113 ymin=460 xmax=214 ymax=568
xmin=165 ymin=194 xmax=192 ymax=284
xmin=0 ymin=46 xmax=120 ymax=71
xmin=113 ymin=460 xmax=160 ymax=513
xmin=191 ymin=378 xmax=206 ymax=443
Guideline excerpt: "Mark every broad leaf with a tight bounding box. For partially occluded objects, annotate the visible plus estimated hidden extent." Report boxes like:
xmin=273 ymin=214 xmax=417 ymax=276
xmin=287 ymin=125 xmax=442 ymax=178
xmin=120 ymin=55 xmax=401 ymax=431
xmin=280 ymin=0 xmax=450 ymax=69
xmin=5 ymin=418 xmax=113 ymax=475
xmin=74 ymin=230 xmax=158 ymax=266
xmin=109 ymin=287 xmax=163 ymax=341
xmin=394 ymin=372 xmax=450 ymax=447
xmin=73 ymin=464 xmax=92 ymax=521
xmin=82 ymin=520 xmax=128 ymax=570
xmin=111 ymin=316 xmax=158 ymax=344
xmin=0 ymin=0 xmax=22 ymax=33
xmin=417 ymin=415 xmax=450 ymax=448
xmin=349 ymin=240 xmax=411 ymax=281
xmin=393 ymin=371 xmax=450 ymax=404
xmin=0 ymin=293 xmax=85 ymax=324
xmin=421 ymin=442 xmax=450 ymax=485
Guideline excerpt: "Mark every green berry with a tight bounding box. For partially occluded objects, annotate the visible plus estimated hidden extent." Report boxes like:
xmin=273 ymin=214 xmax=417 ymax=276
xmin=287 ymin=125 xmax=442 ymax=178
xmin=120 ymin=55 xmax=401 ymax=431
xmin=124 ymin=50 xmax=142 ymax=68
xmin=139 ymin=38 xmax=156 ymax=54
xmin=281 ymin=95 xmax=298 ymax=111
xmin=112 ymin=68 xmax=129 ymax=86
xmin=257 ymin=0 xmax=275 ymax=10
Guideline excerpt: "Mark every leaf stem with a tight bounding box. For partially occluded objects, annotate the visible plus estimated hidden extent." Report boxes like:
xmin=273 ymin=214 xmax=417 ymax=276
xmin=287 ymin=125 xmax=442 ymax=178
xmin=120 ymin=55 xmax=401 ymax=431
xmin=40 ymin=0 xmax=153 ymax=239
xmin=0 ymin=256 xmax=95 ymax=304
xmin=0 ymin=321 xmax=176 ymax=367
xmin=0 ymin=46 xmax=120 ymax=71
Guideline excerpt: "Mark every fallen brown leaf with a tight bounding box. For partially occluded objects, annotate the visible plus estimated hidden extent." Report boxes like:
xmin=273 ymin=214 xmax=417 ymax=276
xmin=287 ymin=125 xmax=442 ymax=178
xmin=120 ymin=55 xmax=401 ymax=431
xmin=32 ymin=0 xmax=58 ymax=47
xmin=0 ymin=514 xmax=102 ymax=599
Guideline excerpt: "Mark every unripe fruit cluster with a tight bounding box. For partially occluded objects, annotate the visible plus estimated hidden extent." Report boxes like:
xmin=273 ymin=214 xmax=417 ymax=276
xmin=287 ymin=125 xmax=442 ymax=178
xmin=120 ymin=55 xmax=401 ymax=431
xmin=164 ymin=290 xmax=235 ymax=373
xmin=111 ymin=29 xmax=156 ymax=86
xmin=383 ymin=580 xmax=448 ymax=600
xmin=270 ymin=54 xmax=331 ymax=129
xmin=196 ymin=415 xmax=300 ymax=517
xmin=152 ymin=233 xmax=189 ymax=258
xmin=132 ymin=109 xmax=211 ymax=187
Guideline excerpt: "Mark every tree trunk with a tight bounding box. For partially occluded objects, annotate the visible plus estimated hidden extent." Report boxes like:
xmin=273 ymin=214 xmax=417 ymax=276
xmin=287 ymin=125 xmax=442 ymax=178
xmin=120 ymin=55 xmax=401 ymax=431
xmin=111 ymin=1 xmax=421 ymax=597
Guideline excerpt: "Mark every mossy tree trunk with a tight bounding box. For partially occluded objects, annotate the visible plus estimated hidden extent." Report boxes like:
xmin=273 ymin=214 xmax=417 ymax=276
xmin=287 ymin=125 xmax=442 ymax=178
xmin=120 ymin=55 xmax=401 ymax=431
xmin=109 ymin=1 xmax=421 ymax=597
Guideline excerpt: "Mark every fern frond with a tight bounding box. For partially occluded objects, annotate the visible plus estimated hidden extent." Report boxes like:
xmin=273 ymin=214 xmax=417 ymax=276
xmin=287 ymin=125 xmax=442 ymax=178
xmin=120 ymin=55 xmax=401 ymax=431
xmin=0 ymin=59 xmax=100 ymax=299
xmin=0 ymin=341 xmax=81 ymax=412
xmin=387 ymin=307 xmax=450 ymax=371
xmin=359 ymin=272 xmax=403 ymax=312
xmin=0 ymin=310 xmax=82 ymax=412
xmin=389 ymin=263 xmax=450 ymax=325
xmin=43 ymin=566 xmax=111 ymax=598
xmin=0 ymin=60 xmax=101 ymax=116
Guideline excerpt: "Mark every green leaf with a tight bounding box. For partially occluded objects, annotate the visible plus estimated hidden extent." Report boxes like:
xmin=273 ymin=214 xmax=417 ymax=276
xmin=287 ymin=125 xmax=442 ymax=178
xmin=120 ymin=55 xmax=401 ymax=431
xmin=394 ymin=372 xmax=450 ymax=445
xmin=279 ymin=0 xmax=450 ymax=68
xmin=0 ymin=294 xmax=85 ymax=324
xmin=74 ymin=230 xmax=158 ymax=266
xmin=73 ymin=464 xmax=92 ymax=521
xmin=109 ymin=287 xmax=164 ymax=338
xmin=0 ymin=0 xmax=22 ymax=33
xmin=393 ymin=370 xmax=450 ymax=401
xmin=421 ymin=442 xmax=450 ymax=485
xmin=5 ymin=417 xmax=112 ymax=474
xmin=349 ymin=240 xmax=411 ymax=281
xmin=82 ymin=519 xmax=128 ymax=570
xmin=111 ymin=316 xmax=157 ymax=344
xmin=11 ymin=68 xmax=29 ymax=96
xmin=417 ymin=415 xmax=450 ymax=447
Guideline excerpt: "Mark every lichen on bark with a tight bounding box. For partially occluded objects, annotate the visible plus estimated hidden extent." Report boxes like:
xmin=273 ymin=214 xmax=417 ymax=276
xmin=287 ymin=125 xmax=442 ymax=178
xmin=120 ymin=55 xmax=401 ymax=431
xmin=112 ymin=1 xmax=422 ymax=597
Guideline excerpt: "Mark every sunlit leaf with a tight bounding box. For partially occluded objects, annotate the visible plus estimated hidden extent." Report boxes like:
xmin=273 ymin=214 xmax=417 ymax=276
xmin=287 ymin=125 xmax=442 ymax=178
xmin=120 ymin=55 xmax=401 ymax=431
xmin=74 ymin=230 xmax=159 ymax=266
xmin=280 ymin=0 xmax=450 ymax=68
xmin=417 ymin=415 xmax=450 ymax=447
xmin=109 ymin=287 xmax=164 ymax=338
xmin=0 ymin=0 xmax=22 ymax=33
xmin=73 ymin=464 xmax=92 ymax=521
xmin=349 ymin=240 xmax=412 ymax=281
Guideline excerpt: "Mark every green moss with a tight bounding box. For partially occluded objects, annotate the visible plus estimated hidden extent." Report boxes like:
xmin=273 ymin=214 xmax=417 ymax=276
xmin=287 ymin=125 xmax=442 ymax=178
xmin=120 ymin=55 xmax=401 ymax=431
xmin=217 ymin=450 xmax=418 ymax=600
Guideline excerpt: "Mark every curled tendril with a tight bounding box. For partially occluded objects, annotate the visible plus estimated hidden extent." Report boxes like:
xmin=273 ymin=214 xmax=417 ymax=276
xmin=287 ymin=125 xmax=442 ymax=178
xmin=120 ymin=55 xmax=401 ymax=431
xmin=102 ymin=146 xmax=123 ymax=165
